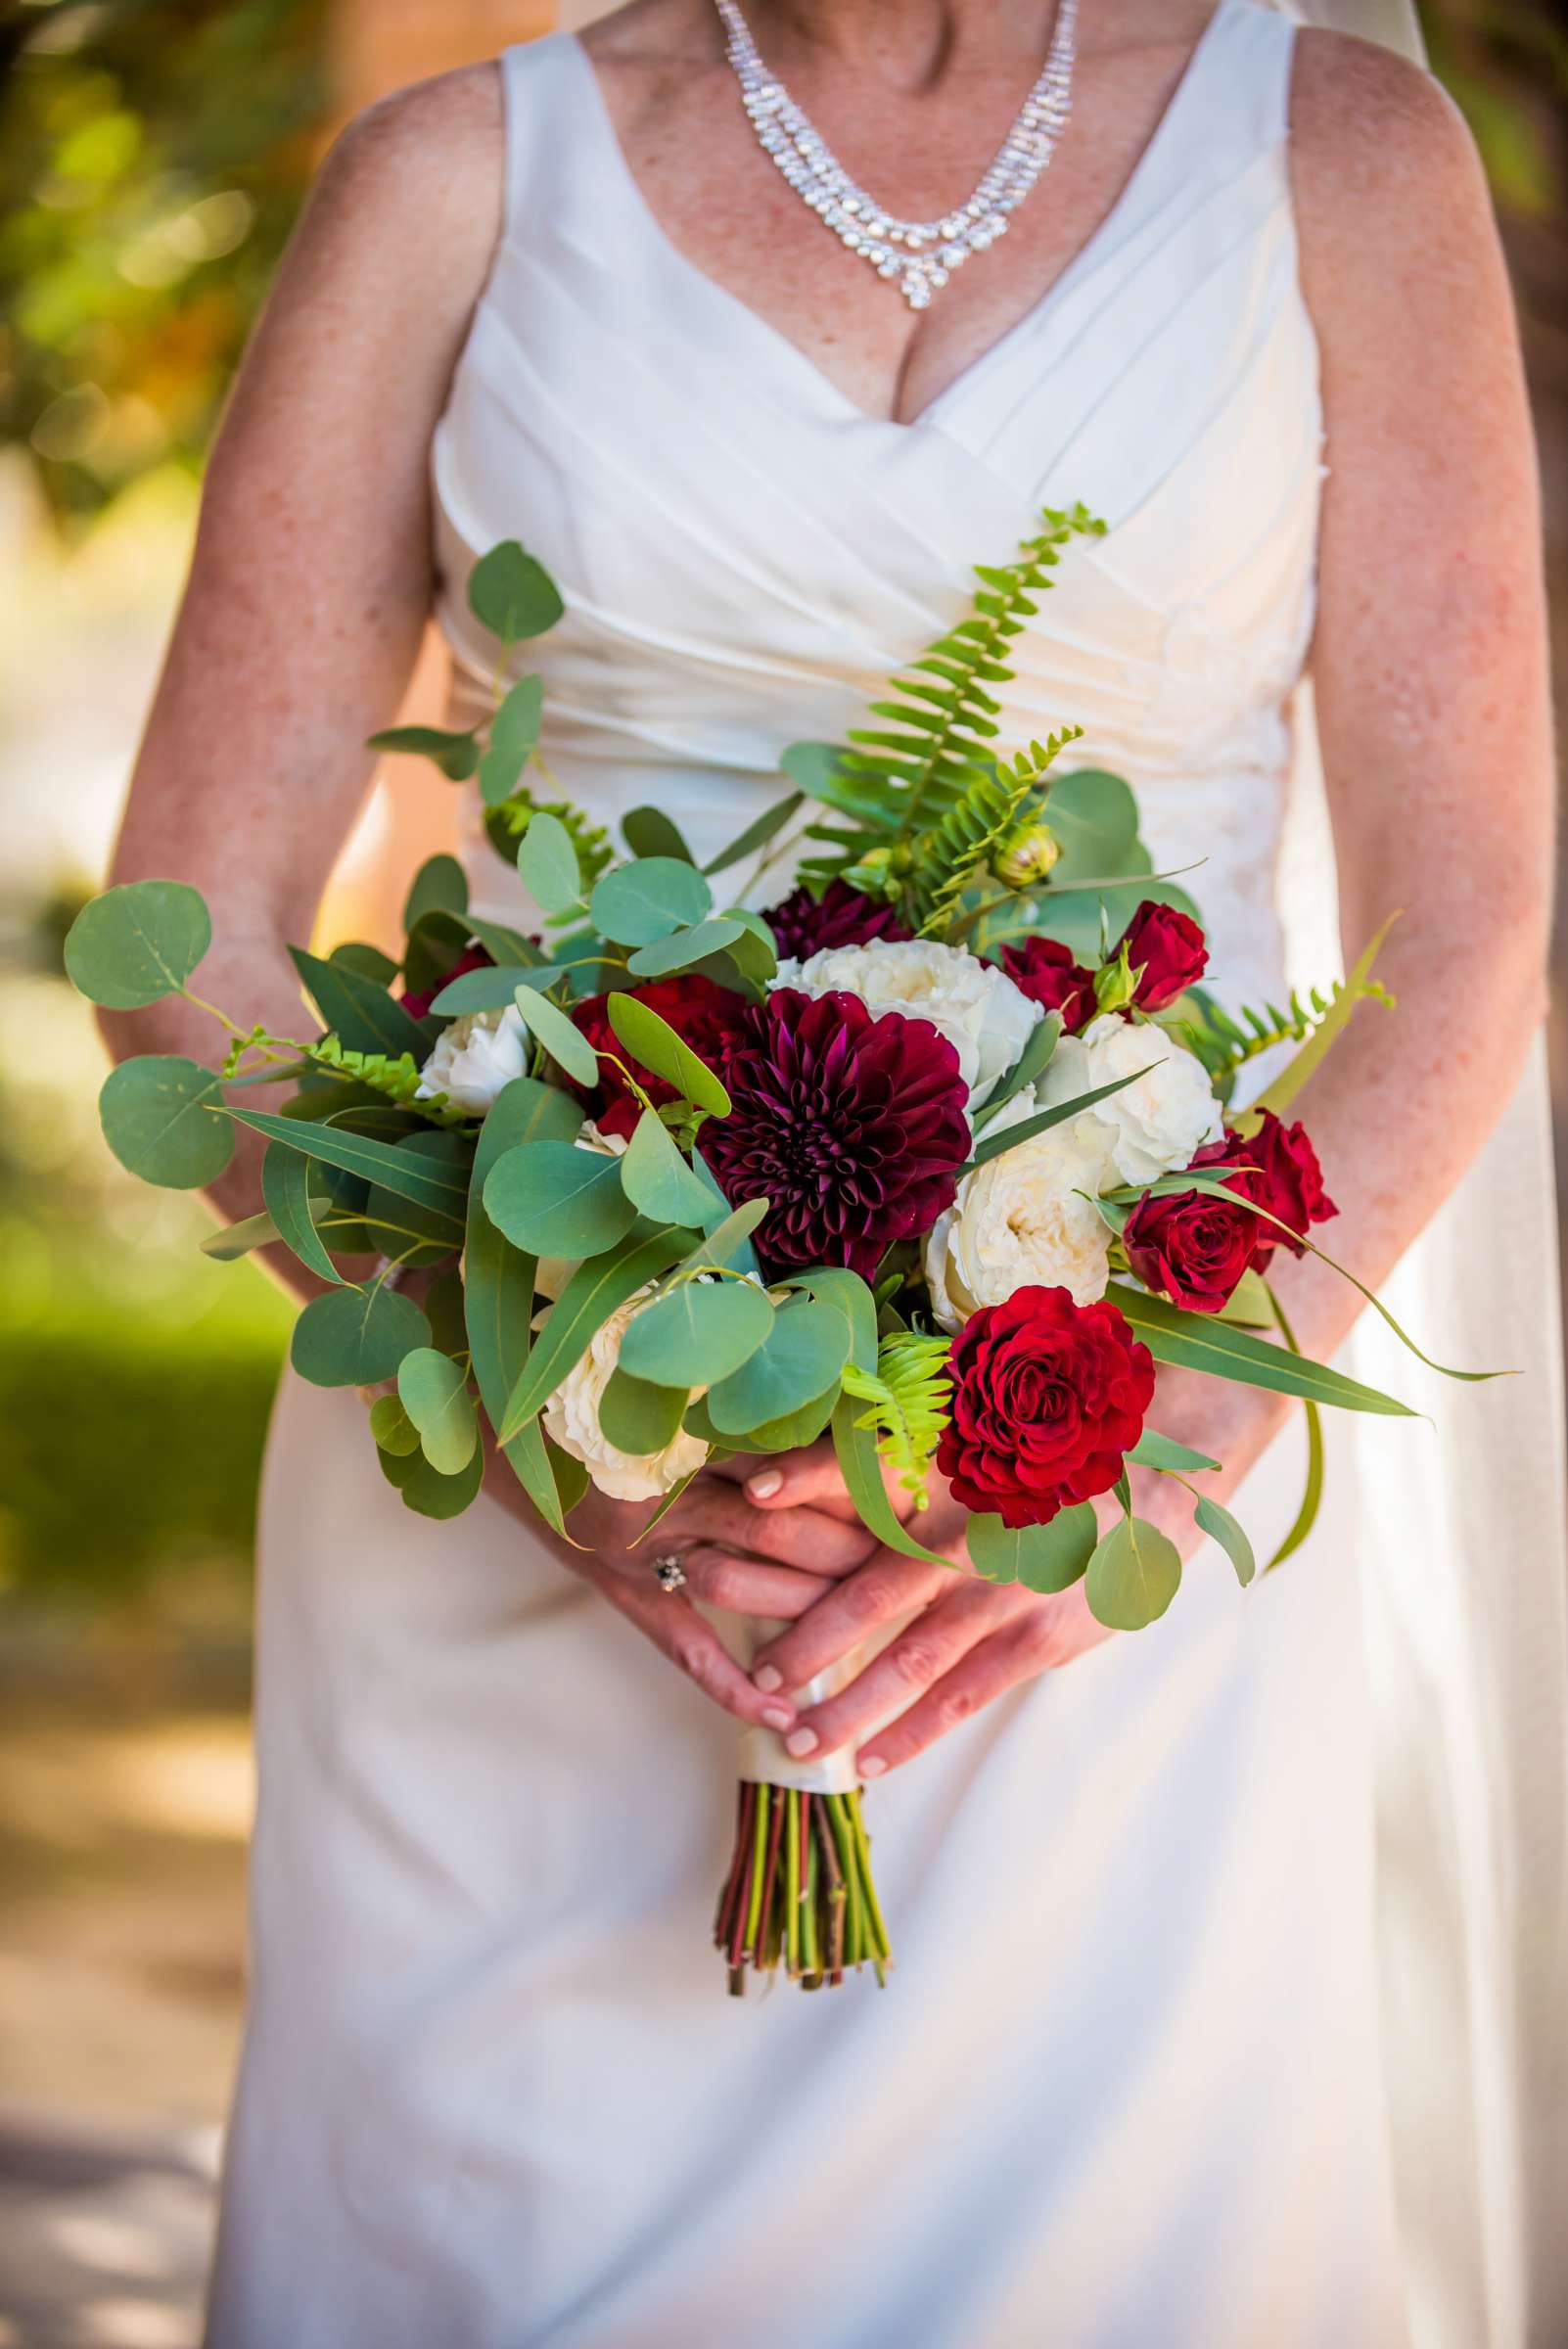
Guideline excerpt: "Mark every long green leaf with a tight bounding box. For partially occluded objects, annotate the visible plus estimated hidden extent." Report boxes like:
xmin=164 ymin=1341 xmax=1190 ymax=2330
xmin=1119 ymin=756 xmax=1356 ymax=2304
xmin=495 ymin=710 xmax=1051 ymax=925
xmin=464 ymin=1080 xmax=575 ymax=1538
xmin=830 ymin=1393 xmax=953 ymax=1567
xmin=1256 ymin=914 xmax=1398 ymax=1115
xmin=230 ymin=1106 xmax=470 ymax=1216
xmin=959 ymin=1067 xmax=1147 ymax=1174
xmin=1263 ymin=1282 xmax=1325 ymax=1571
xmin=497 ymin=1226 xmax=688 ymax=1442
xmin=702 ymin=793 xmax=804 ymax=877
xmin=261 ymin=1141 xmax=344 ymax=1284
xmin=1109 ymin=1282 xmax=1415 ymax=1417
xmin=289 ymin=945 xmax=431 ymax=1060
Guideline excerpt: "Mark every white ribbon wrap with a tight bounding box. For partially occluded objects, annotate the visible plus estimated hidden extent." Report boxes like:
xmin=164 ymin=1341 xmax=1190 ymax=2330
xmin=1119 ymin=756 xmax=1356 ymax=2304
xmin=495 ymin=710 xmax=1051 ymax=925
xmin=703 ymin=1610 xmax=907 ymax=1797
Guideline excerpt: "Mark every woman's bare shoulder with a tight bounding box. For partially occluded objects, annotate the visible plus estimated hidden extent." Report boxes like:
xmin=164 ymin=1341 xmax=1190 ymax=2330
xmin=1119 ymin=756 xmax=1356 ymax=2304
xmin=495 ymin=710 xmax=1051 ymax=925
xmin=1289 ymin=28 xmax=1489 ymax=250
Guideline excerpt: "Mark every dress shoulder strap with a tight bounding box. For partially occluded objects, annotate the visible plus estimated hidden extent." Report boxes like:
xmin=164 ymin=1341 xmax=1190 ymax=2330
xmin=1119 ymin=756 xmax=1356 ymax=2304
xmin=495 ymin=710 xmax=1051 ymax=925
xmin=1209 ymin=0 xmax=1299 ymax=158
xmin=493 ymin=33 xmax=585 ymax=252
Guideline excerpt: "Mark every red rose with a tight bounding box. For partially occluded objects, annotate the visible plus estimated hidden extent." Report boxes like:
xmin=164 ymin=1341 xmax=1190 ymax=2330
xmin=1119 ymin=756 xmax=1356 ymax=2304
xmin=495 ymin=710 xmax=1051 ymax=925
xmin=1116 ymin=902 xmax=1208 ymax=1012
xmin=1124 ymin=1184 xmax=1259 ymax=1314
xmin=1196 ymin=1111 xmax=1337 ymax=1264
xmin=999 ymin=935 xmax=1096 ymax=1034
xmin=571 ymin=975 xmax=745 ymax=1140
xmin=937 ymin=1286 xmax=1155 ymax=1530
xmin=400 ymin=944 xmax=492 ymax=1023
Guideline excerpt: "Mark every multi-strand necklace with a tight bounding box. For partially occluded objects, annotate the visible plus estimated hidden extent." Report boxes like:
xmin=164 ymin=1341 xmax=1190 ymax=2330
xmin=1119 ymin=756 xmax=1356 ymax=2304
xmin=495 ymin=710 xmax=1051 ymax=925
xmin=715 ymin=0 xmax=1080 ymax=311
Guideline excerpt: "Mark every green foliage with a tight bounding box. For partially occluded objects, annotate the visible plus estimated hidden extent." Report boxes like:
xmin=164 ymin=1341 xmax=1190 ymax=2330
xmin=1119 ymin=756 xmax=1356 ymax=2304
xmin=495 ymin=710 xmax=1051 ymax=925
xmin=625 ymin=914 xmax=746 ymax=979
xmin=468 ymin=540 xmax=566 ymax=644
xmin=1084 ymin=1513 xmax=1183 ymax=1630
xmin=619 ymin=1277 xmax=774 ymax=1389
xmin=478 ymin=677 xmax=545 ymax=806
xmin=591 ymin=857 xmax=712 ymax=947
xmin=1109 ymin=1283 xmax=1414 ymax=1417
xmin=64 ymin=879 xmax=210 ymax=1008
xmin=367 ymin=726 xmax=479 ymax=781
xmin=516 ymin=808 xmax=584 ymax=918
xmin=968 ymin=1503 xmax=1097 ymax=1593
xmin=838 ymin=1329 xmax=952 ymax=1504
xmin=607 ymin=992 xmax=730 ymax=1117
xmin=623 ymin=806 xmax=696 ymax=864
xmin=485 ymin=789 xmax=614 ymax=893
xmin=484 ymin=1138 xmax=637 ymax=1260
xmin=289 ymin=945 xmax=431 ymax=1062
xmin=621 ymin=1108 xmax=715 ymax=1229
xmin=99 ymin=1053 xmax=233 ymax=1188
xmin=704 ymin=1294 xmax=853 ymax=1439
xmin=1182 ymin=973 xmax=1394 ymax=1092
xmin=402 ymin=854 xmax=469 ymax=932
xmin=497 ymin=1225 xmax=690 ymax=1443
xmin=829 ymin=1390 xmax=952 ymax=1568
xmin=1195 ymin=1494 xmax=1255 ymax=1589
xmin=510 ymin=984 xmax=598 ymax=1087
xmin=230 ymin=1104 xmax=470 ymax=1218
xmin=396 ymin=1348 xmax=478 ymax=1476
xmin=598 ymin=1367 xmax=689 ymax=1454
xmin=906 ymin=729 xmax=1083 ymax=938
xmin=463 ymin=1077 xmax=572 ymax=1534
xmin=260 ymin=1142 xmax=341 ymax=1284
xmin=290 ymin=1279 xmax=430 ymax=1389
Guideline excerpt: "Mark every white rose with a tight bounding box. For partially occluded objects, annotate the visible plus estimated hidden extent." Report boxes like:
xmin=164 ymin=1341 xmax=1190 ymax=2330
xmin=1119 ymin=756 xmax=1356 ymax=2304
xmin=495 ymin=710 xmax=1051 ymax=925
xmin=1040 ymin=1013 xmax=1222 ymax=1188
xmin=924 ymin=1090 xmax=1115 ymax=1332
xmin=541 ymin=1287 xmax=709 ymax=1503
xmin=416 ymin=1005 xmax=529 ymax=1116
xmin=774 ymin=936 xmax=1038 ymax=1107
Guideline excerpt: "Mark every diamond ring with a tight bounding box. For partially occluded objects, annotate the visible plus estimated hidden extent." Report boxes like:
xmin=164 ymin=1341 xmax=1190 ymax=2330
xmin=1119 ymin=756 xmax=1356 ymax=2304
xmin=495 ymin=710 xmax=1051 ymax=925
xmin=652 ymin=1554 xmax=687 ymax=1594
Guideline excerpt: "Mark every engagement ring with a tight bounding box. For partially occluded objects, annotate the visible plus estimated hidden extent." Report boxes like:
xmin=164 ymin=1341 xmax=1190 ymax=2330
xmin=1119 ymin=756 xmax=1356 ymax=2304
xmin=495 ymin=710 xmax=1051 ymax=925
xmin=652 ymin=1555 xmax=688 ymax=1593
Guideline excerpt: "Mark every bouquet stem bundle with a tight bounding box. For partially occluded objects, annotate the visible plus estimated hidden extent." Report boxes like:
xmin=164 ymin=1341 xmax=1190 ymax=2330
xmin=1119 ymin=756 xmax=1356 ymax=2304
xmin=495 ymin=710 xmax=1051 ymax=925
xmin=715 ymin=1780 xmax=892 ymax=1993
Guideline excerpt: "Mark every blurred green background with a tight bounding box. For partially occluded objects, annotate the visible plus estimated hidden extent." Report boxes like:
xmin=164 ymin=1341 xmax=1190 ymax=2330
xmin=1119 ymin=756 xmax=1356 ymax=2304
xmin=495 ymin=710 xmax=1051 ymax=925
xmin=0 ymin=5 xmax=1564 ymax=2330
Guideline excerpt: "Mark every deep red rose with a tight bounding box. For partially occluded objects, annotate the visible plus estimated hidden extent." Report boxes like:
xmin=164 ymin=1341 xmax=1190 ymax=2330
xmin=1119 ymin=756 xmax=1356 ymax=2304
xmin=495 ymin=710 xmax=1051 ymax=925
xmin=763 ymin=879 xmax=912 ymax=961
xmin=1124 ymin=1184 xmax=1260 ymax=1314
xmin=1116 ymin=901 xmax=1209 ymax=1012
xmin=703 ymin=988 xmax=970 ymax=1279
xmin=999 ymin=935 xmax=1096 ymax=1034
xmin=571 ymin=975 xmax=746 ymax=1140
xmin=400 ymin=944 xmax=493 ymax=1023
xmin=1195 ymin=1110 xmax=1338 ymax=1264
xmin=938 ymin=1285 xmax=1155 ymax=1530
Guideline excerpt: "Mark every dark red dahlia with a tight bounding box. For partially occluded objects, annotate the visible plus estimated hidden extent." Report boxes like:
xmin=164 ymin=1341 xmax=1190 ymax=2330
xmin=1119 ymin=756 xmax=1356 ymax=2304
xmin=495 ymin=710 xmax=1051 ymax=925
xmin=938 ymin=1286 xmax=1155 ymax=1530
xmin=703 ymin=988 xmax=970 ymax=1279
xmin=762 ymin=879 xmax=912 ymax=961
xmin=1193 ymin=1111 xmax=1337 ymax=1264
xmin=1114 ymin=901 xmax=1209 ymax=1012
xmin=400 ymin=944 xmax=493 ymax=1023
xmin=1000 ymin=935 xmax=1096 ymax=1034
xmin=571 ymin=975 xmax=746 ymax=1141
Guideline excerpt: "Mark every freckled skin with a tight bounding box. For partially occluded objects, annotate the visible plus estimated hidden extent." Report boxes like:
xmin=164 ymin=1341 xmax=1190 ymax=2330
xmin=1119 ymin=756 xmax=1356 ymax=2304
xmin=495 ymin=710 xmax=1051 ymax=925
xmin=103 ymin=3 xmax=1553 ymax=1756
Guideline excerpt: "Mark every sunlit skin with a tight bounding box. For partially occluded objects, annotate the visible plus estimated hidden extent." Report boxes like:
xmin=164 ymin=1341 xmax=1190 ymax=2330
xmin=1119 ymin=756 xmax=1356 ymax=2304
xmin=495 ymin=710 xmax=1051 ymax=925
xmin=104 ymin=1 xmax=1552 ymax=1773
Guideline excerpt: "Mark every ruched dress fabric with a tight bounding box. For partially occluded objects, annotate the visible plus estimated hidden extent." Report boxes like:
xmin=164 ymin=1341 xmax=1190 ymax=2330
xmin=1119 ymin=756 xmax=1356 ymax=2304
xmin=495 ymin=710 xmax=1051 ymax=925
xmin=208 ymin=8 xmax=1568 ymax=2344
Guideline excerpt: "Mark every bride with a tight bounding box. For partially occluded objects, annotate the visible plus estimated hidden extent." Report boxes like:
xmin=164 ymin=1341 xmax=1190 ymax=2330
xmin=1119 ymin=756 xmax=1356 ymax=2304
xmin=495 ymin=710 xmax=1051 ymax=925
xmin=103 ymin=0 xmax=1563 ymax=2341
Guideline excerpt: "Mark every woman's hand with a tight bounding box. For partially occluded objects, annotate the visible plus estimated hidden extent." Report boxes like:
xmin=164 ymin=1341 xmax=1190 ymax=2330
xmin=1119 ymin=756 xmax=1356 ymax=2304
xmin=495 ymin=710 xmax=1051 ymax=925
xmin=482 ymin=1444 xmax=879 ymax=1736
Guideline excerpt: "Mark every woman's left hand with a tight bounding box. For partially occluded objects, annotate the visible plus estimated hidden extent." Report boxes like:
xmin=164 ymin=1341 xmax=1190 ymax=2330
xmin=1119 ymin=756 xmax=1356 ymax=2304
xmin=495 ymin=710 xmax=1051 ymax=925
xmin=697 ymin=1434 xmax=1210 ymax=1777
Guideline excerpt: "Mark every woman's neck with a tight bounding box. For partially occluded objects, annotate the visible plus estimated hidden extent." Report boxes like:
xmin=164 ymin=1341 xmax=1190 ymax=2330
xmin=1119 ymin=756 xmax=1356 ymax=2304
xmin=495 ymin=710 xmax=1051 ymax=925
xmin=738 ymin=0 xmax=1067 ymax=87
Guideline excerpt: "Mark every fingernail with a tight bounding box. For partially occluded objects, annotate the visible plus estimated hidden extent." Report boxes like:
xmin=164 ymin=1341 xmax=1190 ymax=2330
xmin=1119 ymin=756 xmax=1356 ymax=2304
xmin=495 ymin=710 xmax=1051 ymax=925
xmin=753 ymin=1664 xmax=783 ymax=1693
xmin=785 ymin=1727 xmax=819 ymax=1759
xmin=748 ymin=1469 xmax=783 ymax=1499
xmin=761 ymin=1704 xmax=794 ymax=1731
xmin=858 ymin=1755 xmax=888 ymax=1779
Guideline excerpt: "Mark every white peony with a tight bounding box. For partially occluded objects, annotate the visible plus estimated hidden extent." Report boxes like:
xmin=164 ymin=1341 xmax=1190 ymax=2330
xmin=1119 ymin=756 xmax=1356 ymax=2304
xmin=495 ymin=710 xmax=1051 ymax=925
xmin=774 ymin=936 xmax=1038 ymax=1108
xmin=924 ymin=1090 xmax=1116 ymax=1332
xmin=1040 ymin=1013 xmax=1222 ymax=1188
xmin=416 ymin=1005 xmax=529 ymax=1116
xmin=541 ymin=1287 xmax=709 ymax=1503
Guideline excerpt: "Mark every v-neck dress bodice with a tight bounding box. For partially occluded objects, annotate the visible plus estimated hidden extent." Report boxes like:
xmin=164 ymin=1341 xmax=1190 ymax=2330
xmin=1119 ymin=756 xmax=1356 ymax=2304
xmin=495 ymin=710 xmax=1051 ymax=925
xmin=432 ymin=2 xmax=1318 ymax=1003
xmin=210 ymin=9 xmax=1568 ymax=2347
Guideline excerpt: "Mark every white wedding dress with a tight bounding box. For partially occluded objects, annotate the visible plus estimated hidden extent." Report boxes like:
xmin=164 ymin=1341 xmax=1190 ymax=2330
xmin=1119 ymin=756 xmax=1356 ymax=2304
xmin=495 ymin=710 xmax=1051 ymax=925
xmin=207 ymin=7 xmax=1568 ymax=2345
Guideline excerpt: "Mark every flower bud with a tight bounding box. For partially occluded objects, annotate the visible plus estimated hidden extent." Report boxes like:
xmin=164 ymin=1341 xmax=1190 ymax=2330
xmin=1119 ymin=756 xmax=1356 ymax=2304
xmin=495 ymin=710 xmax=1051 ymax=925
xmin=1092 ymin=944 xmax=1140 ymax=1015
xmin=994 ymin=821 xmax=1061 ymax=889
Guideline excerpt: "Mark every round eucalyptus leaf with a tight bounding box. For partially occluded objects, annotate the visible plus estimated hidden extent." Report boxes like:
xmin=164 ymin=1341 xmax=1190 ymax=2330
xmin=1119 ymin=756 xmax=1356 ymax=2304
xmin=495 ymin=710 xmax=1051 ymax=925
xmin=402 ymin=853 xmax=469 ymax=933
xmin=967 ymin=1503 xmax=1097 ymax=1594
xmin=622 ymin=806 xmax=695 ymax=864
xmin=100 ymin=1055 xmax=234 ymax=1189
xmin=620 ymin=1109 xmax=715 ymax=1229
xmin=517 ymin=809 xmax=581 ymax=916
xmin=1084 ymin=1513 xmax=1182 ymax=1630
xmin=398 ymin=1441 xmax=486 ymax=1520
xmin=369 ymin=1395 xmax=421 ymax=1457
xmin=397 ymin=1347 xmax=479 ymax=1475
xmin=484 ymin=1140 xmax=638 ymax=1260
xmin=290 ymin=1282 xmax=432 ymax=1389
xmin=590 ymin=858 xmax=712 ymax=947
xmin=66 ymin=881 xmax=211 ymax=1009
xmin=625 ymin=915 xmax=746 ymax=980
xmin=705 ymin=1297 xmax=853 ymax=1437
xmin=468 ymin=541 xmax=565 ymax=645
xmin=620 ymin=1277 xmax=774 ymax=1389
xmin=598 ymin=1366 xmax=689 ymax=1455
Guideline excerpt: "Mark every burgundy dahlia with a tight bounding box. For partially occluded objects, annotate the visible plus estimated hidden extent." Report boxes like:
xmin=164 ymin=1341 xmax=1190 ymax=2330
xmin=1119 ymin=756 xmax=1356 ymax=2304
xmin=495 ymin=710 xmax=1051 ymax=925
xmin=1000 ymin=935 xmax=1096 ymax=1034
xmin=1194 ymin=1111 xmax=1337 ymax=1264
xmin=703 ymin=988 xmax=970 ymax=1279
xmin=400 ymin=944 xmax=493 ymax=1023
xmin=762 ymin=879 xmax=912 ymax=962
xmin=571 ymin=975 xmax=746 ymax=1142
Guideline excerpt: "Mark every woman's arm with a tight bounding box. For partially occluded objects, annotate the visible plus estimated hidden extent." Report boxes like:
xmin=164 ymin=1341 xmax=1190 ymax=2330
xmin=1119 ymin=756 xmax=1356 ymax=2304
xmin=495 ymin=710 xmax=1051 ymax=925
xmin=719 ymin=34 xmax=1556 ymax=1772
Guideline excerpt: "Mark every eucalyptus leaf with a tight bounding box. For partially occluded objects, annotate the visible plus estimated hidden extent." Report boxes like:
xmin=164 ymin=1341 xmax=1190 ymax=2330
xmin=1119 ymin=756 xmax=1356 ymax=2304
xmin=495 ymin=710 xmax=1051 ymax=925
xmin=484 ymin=1139 xmax=638 ymax=1259
xmin=478 ymin=675 xmax=544 ymax=806
xmin=1084 ymin=1514 xmax=1182 ymax=1630
xmin=261 ymin=1144 xmax=344 ymax=1284
xmin=330 ymin=941 xmax=400 ymax=986
xmin=289 ymin=946 xmax=431 ymax=1060
xmin=463 ymin=915 xmax=548 ymax=969
xmin=200 ymin=1210 xmax=280 ymax=1261
xmin=517 ymin=809 xmax=582 ymax=917
xmin=431 ymin=964 xmax=554 ymax=1016
xmin=967 ymin=1504 xmax=1097 ymax=1593
xmin=397 ymin=1348 xmax=479 ymax=1475
xmin=619 ymin=1278 xmax=774 ymax=1388
xmin=591 ymin=858 xmax=712 ymax=947
xmin=974 ymin=1012 xmax=1061 ymax=1129
xmin=678 ymin=1187 xmax=768 ymax=1272
xmin=366 ymin=723 xmax=479 ymax=780
xmin=705 ymin=1296 xmax=853 ymax=1437
xmin=702 ymin=792 xmax=804 ymax=878
xmin=962 ymin=1066 xmax=1148 ymax=1174
xmin=1109 ymin=1283 xmax=1415 ymax=1418
xmin=291 ymin=1280 xmax=431 ymax=1389
xmin=100 ymin=1056 xmax=234 ymax=1189
xmin=625 ymin=915 xmax=746 ymax=980
xmin=402 ymin=853 xmax=469 ymax=933
xmin=498 ymin=1225 xmax=690 ymax=1441
xmin=1039 ymin=769 xmax=1139 ymax=883
xmin=468 ymin=540 xmax=565 ymax=644
xmin=623 ymin=806 xmax=696 ymax=864
xmin=369 ymin=1394 xmax=421 ymax=1456
xmin=621 ymin=1109 xmax=716 ymax=1228
xmin=606 ymin=992 xmax=730 ymax=1117
xmin=781 ymin=1267 xmax=879 ymax=1372
xmin=231 ymin=1106 xmax=470 ymax=1217
xmin=398 ymin=1442 xmax=485 ymax=1521
xmin=1127 ymin=1430 xmax=1222 ymax=1474
xmin=364 ymin=1131 xmax=470 ymax=1267
xmin=512 ymin=985 xmax=599 ymax=1087
xmin=830 ymin=1392 xmax=952 ymax=1567
xmin=464 ymin=1078 xmax=575 ymax=1535
xmin=65 ymin=881 xmax=211 ymax=1010
xmin=1195 ymin=1495 xmax=1255 ymax=1588
xmin=598 ymin=1366 xmax=690 ymax=1455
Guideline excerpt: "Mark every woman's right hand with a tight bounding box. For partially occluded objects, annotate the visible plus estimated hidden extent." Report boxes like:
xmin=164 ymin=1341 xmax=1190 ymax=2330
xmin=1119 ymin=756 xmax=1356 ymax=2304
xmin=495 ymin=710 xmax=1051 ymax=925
xmin=484 ymin=1447 xmax=881 ymax=1734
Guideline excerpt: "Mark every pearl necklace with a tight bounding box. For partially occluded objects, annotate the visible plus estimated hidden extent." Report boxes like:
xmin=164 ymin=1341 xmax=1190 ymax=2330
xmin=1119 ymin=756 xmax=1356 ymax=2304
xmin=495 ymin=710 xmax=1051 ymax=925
xmin=715 ymin=0 xmax=1079 ymax=311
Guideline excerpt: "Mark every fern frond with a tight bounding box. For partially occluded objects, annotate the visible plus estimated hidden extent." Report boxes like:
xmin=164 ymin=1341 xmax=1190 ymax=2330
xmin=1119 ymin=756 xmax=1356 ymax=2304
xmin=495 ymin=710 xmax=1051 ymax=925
xmin=305 ymin=1036 xmax=469 ymax=1128
xmin=799 ymin=504 xmax=1105 ymax=888
xmin=1182 ymin=975 xmax=1394 ymax=1085
xmin=839 ymin=1331 xmax=953 ymax=1507
xmin=907 ymin=729 xmax=1084 ymax=938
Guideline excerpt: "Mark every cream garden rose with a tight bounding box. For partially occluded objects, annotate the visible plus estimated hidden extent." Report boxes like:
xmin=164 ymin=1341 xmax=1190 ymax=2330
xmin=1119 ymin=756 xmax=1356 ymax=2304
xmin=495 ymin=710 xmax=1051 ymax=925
xmin=541 ymin=1286 xmax=710 ymax=1503
xmin=1041 ymin=1011 xmax=1222 ymax=1186
xmin=416 ymin=1004 xmax=528 ymax=1116
xmin=773 ymin=935 xmax=1038 ymax=1107
xmin=924 ymin=1090 xmax=1116 ymax=1332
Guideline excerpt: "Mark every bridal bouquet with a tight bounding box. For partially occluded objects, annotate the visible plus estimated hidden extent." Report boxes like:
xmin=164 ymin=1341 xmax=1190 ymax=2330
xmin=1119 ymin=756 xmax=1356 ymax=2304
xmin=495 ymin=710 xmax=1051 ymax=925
xmin=69 ymin=512 xmax=1449 ymax=1994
